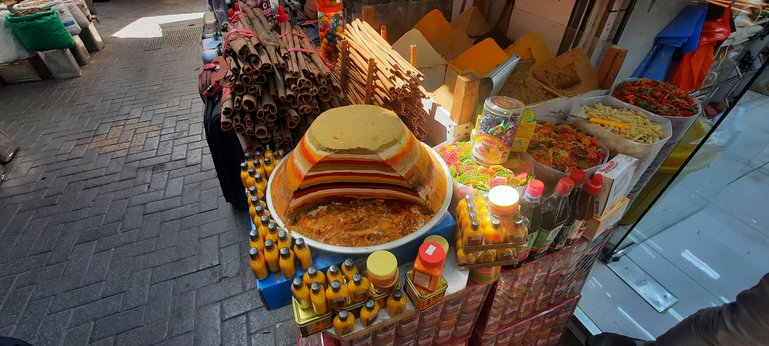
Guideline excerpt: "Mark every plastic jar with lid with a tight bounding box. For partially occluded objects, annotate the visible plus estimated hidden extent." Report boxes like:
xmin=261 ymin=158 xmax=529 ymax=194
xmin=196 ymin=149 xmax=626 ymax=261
xmin=472 ymin=96 xmax=526 ymax=165
xmin=411 ymin=242 xmax=446 ymax=291
xmin=367 ymin=251 xmax=398 ymax=291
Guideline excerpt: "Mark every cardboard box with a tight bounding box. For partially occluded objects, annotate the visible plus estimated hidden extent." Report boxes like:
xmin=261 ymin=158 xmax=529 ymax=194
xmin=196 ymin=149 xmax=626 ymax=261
xmin=595 ymin=154 xmax=638 ymax=215
xmin=583 ymin=196 xmax=629 ymax=241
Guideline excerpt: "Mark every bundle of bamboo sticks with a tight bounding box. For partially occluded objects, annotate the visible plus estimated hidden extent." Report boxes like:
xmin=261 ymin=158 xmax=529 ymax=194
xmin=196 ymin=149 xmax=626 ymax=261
xmin=220 ymin=2 xmax=346 ymax=149
xmin=332 ymin=19 xmax=428 ymax=140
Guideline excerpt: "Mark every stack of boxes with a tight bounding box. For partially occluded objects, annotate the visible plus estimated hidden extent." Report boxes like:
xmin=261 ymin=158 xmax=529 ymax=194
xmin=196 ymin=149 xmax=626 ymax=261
xmin=472 ymin=231 xmax=613 ymax=345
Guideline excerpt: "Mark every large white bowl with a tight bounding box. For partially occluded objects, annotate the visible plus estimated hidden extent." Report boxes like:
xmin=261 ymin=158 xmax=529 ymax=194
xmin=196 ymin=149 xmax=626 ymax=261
xmin=266 ymin=143 xmax=454 ymax=255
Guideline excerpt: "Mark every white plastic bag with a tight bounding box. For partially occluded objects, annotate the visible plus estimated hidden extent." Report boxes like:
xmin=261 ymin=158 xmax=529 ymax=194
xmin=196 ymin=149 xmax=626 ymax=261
xmin=13 ymin=0 xmax=81 ymax=35
xmin=0 ymin=10 xmax=32 ymax=63
xmin=570 ymin=96 xmax=672 ymax=188
xmin=63 ymin=0 xmax=88 ymax=27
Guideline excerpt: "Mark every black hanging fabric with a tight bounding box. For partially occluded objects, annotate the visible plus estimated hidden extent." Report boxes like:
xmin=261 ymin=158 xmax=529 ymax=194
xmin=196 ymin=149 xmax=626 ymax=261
xmin=202 ymin=95 xmax=248 ymax=211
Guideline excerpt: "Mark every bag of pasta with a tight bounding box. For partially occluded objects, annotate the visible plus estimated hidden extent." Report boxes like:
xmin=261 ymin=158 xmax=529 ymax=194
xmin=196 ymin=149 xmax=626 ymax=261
xmin=570 ymin=96 xmax=672 ymax=188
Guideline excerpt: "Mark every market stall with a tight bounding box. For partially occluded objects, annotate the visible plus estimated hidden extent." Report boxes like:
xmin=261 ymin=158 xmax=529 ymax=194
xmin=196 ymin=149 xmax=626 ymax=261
xmin=199 ymin=1 xmax=714 ymax=345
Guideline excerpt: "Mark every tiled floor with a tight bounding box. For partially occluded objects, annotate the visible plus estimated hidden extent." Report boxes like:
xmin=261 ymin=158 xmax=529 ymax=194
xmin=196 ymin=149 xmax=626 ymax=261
xmin=0 ymin=1 xmax=295 ymax=345
xmin=579 ymin=91 xmax=769 ymax=340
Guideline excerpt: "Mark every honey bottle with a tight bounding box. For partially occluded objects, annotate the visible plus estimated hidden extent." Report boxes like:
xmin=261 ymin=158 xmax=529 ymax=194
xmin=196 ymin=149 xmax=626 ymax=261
xmin=293 ymin=238 xmax=313 ymax=270
xmin=240 ymin=163 xmax=250 ymax=188
xmin=245 ymin=152 xmax=255 ymax=170
xmin=249 ymin=248 xmax=268 ymax=280
xmin=275 ymin=143 xmax=286 ymax=157
xmin=253 ymin=158 xmax=267 ymax=178
xmin=264 ymin=145 xmax=276 ymax=163
xmin=463 ymin=220 xmax=484 ymax=247
xmin=246 ymin=168 xmax=257 ymax=188
xmin=333 ymin=310 xmax=355 ymax=335
xmin=266 ymin=223 xmax=280 ymax=244
xmin=247 ymin=186 xmax=258 ymax=201
xmin=326 ymin=265 xmax=344 ymax=284
xmin=254 ymin=205 xmax=270 ymax=219
xmin=291 ymin=277 xmax=311 ymax=309
xmin=279 ymin=247 xmax=296 ymax=279
xmin=359 ymin=300 xmax=380 ymax=327
xmin=248 ymin=197 xmax=259 ymax=221
xmin=254 ymin=173 xmax=267 ymax=194
xmin=263 ymin=157 xmax=275 ymax=178
xmin=273 ymin=148 xmax=283 ymax=161
xmin=257 ymin=215 xmax=271 ymax=240
xmin=456 ymin=242 xmax=469 ymax=266
xmin=303 ymin=266 xmax=326 ymax=289
xmin=341 ymin=258 xmax=359 ymax=280
xmin=326 ymin=280 xmax=349 ymax=310
xmin=277 ymin=230 xmax=292 ymax=249
xmin=254 ymin=149 xmax=265 ymax=163
xmin=249 ymin=229 xmax=263 ymax=251
xmin=483 ymin=218 xmax=505 ymax=244
xmin=347 ymin=273 xmax=370 ymax=304
xmin=386 ymin=290 xmax=406 ymax=316
xmin=263 ymin=239 xmax=280 ymax=272
xmin=310 ymin=282 xmax=328 ymax=314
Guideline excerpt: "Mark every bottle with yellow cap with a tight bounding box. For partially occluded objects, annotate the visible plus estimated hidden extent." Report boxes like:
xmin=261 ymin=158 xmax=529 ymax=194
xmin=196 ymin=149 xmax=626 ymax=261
xmin=249 ymin=248 xmax=268 ymax=280
xmin=263 ymin=157 xmax=275 ymax=178
xmin=266 ymin=223 xmax=280 ymax=244
xmin=293 ymin=238 xmax=312 ymax=270
xmin=310 ymin=282 xmax=328 ymax=314
xmin=333 ymin=310 xmax=355 ymax=335
xmin=291 ymin=277 xmax=311 ymax=308
xmin=424 ymin=235 xmax=449 ymax=253
xmin=279 ymin=247 xmax=295 ymax=279
xmin=303 ymin=266 xmax=326 ymax=288
xmin=277 ymin=230 xmax=292 ymax=250
xmin=263 ymin=240 xmax=280 ymax=272
xmin=341 ymin=258 xmax=359 ymax=281
xmin=359 ymin=300 xmax=380 ymax=327
xmin=386 ymin=290 xmax=407 ymax=316
xmin=367 ymin=251 xmax=398 ymax=293
xmin=326 ymin=265 xmax=344 ymax=284
xmin=347 ymin=273 xmax=370 ymax=304
xmin=326 ymin=280 xmax=349 ymax=310
xmin=240 ymin=163 xmax=250 ymax=188
xmin=487 ymin=185 xmax=522 ymax=245
xmin=257 ymin=215 xmax=271 ymax=240
xmin=249 ymin=229 xmax=263 ymax=251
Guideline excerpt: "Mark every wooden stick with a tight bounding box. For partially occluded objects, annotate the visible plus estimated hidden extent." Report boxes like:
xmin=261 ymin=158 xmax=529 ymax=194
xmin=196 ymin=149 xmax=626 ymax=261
xmin=410 ymin=45 xmax=416 ymax=67
xmin=365 ymin=58 xmax=376 ymax=104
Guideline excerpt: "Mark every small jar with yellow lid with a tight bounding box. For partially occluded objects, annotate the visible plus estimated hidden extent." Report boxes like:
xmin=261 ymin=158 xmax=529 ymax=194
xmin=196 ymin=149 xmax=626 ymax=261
xmin=423 ymin=235 xmax=449 ymax=253
xmin=367 ymin=251 xmax=398 ymax=294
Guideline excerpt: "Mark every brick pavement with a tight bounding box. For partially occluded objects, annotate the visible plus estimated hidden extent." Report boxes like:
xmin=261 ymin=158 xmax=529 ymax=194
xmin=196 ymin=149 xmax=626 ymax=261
xmin=0 ymin=1 xmax=294 ymax=345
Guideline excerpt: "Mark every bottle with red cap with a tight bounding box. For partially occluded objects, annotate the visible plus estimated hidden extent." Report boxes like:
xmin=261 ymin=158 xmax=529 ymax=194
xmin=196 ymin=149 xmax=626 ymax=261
xmin=568 ymin=174 xmax=603 ymax=244
xmin=552 ymin=169 xmax=587 ymax=251
xmin=411 ymin=241 xmax=446 ymax=291
xmin=515 ymin=179 xmax=544 ymax=262
xmin=530 ymin=177 xmax=574 ymax=259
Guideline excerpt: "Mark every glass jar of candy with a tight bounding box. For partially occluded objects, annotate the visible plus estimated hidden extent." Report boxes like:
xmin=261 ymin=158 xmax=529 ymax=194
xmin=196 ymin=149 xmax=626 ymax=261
xmin=317 ymin=0 xmax=344 ymax=62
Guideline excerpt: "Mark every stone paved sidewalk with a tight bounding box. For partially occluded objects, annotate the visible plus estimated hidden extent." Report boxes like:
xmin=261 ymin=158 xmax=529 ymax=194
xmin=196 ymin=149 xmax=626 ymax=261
xmin=0 ymin=0 xmax=294 ymax=345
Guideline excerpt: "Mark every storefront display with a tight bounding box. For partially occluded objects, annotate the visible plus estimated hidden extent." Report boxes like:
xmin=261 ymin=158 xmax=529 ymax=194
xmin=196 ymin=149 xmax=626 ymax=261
xmin=197 ymin=2 xmax=743 ymax=345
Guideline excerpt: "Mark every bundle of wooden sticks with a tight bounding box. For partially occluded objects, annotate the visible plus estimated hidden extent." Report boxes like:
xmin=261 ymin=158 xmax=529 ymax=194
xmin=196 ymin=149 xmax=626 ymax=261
xmin=333 ymin=19 xmax=428 ymax=140
xmin=220 ymin=3 xmax=346 ymax=149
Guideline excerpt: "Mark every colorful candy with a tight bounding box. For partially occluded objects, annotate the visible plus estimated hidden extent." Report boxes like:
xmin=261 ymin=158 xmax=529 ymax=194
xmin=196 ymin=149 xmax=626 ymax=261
xmin=439 ymin=141 xmax=532 ymax=192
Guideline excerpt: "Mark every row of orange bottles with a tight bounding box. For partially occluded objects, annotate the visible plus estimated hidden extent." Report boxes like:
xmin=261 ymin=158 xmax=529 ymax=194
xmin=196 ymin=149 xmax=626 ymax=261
xmin=330 ymin=295 xmax=405 ymax=335
xmin=249 ymin=236 xmax=313 ymax=280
